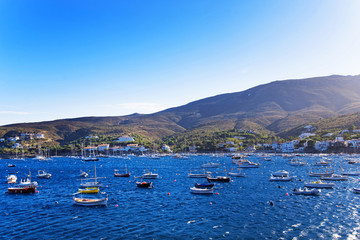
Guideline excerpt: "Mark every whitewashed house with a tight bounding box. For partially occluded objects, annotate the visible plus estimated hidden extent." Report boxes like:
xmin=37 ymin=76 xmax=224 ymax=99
xmin=314 ymin=141 xmax=330 ymax=152
xmin=115 ymin=135 xmax=135 ymax=143
xmin=97 ymin=144 xmax=109 ymax=151
xmin=161 ymin=144 xmax=172 ymax=153
xmin=299 ymin=133 xmax=316 ymax=139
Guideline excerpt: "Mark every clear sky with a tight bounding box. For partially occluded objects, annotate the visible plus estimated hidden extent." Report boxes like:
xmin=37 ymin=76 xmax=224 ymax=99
xmin=1 ymin=0 xmax=360 ymax=125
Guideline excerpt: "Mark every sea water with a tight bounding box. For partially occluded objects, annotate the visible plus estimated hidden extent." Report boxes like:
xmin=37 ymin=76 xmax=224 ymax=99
xmin=1 ymin=154 xmax=360 ymax=239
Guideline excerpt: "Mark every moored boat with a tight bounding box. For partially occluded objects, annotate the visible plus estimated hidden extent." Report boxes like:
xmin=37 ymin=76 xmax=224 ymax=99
xmin=194 ymin=183 xmax=214 ymax=189
xmin=207 ymin=176 xmax=230 ymax=182
xmin=353 ymin=188 xmax=360 ymax=194
xmin=114 ymin=165 xmax=130 ymax=177
xmin=78 ymin=187 xmax=100 ymax=194
xmin=136 ymin=181 xmax=153 ymax=188
xmin=7 ymin=184 xmax=37 ymax=194
xmin=201 ymin=162 xmax=221 ymax=168
xmin=293 ymin=187 xmax=321 ymax=196
xmin=190 ymin=187 xmax=214 ymax=194
xmin=320 ymin=174 xmax=348 ymax=181
xmin=304 ymin=180 xmax=335 ymax=188
xmin=272 ymin=170 xmax=289 ymax=177
xmin=269 ymin=175 xmax=294 ymax=182
xmin=73 ymin=193 xmax=108 ymax=206
xmin=7 ymin=174 xmax=17 ymax=184
xmin=228 ymin=168 xmax=246 ymax=177
xmin=36 ymin=170 xmax=52 ymax=179
xmin=188 ymin=169 xmax=210 ymax=178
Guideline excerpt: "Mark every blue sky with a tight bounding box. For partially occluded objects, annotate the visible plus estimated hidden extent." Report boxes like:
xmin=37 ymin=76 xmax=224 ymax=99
xmin=1 ymin=0 xmax=360 ymax=125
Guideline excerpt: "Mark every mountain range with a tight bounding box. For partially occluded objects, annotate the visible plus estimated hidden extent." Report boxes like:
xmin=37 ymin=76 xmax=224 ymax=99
xmin=2 ymin=74 xmax=360 ymax=142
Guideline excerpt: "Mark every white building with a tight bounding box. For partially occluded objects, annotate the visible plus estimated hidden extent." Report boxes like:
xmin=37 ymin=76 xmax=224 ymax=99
xmin=299 ymin=133 xmax=316 ymax=139
xmin=97 ymin=144 xmax=109 ymax=151
xmin=346 ymin=139 xmax=360 ymax=148
xmin=161 ymin=144 xmax=172 ymax=153
xmin=335 ymin=136 xmax=344 ymax=142
xmin=115 ymin=135 xmax=135 ymax=143
xmin=36 ymin=133 xmax=45 ymax=139
xmin=7 ymin=137 xmax=19 ymax=142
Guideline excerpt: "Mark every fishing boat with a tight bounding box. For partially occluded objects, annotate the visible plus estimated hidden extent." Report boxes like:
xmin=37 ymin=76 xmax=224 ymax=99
xmin=272 ymin=170 xmax=289 ymax=177
xmin=73 ymin=193 xmax=108 ymax=206
xmin=36 ymin=170 xmax=52 ymax=179
xmin=228 ymin=168 xmax=246 ymax=177
xmin=201 ymin=162 xmax=221 ymax=168
xmin=194 ymin=183 xmax=214 ymax=189
xmin=293 ymin=187 xmax=321 ymax=196
xmin=7 ymin=184 xmax=37 ymax=194
xmin=114 ymin=165 xmax=130 ymax=177
xmin=269 ymin=175 xmax=294 ymax=182
xmin=136 ymin=181 xmax=153 ymax=188
xmin=190 ymin=187 xmax=214 ymax=194
xmin=188 ymin=169 xmax=210 ymax=178
xmin=320 ymin=174 xmax=348 ymax=181
xmin=304 ymin=180 xmax=335 ymax=188
xmin=6 ymin=174 xmax=17 ymax=184
xmin=78 ymin=187 xmax=100 ymax=194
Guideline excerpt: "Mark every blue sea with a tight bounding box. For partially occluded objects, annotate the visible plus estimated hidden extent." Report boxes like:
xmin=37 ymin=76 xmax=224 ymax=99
xmin=2 ymin=154 xmax=360 ymax=239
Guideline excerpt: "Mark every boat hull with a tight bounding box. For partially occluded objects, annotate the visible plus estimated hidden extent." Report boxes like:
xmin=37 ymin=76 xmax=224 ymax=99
xmin=190 ymin=187 xmax=214 ymax=194
xmin=7 ymin=186 xmax=36 ymax=194
xmin=207 ymin=177 xmax=230 ymax=182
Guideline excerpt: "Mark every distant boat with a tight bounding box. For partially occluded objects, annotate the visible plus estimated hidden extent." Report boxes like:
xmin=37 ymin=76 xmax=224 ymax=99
xmin=194 ymin=183 xmax=214 ymax=189
xmin=201 ymin=162 xmax=221 ymax=168
xmin=320 ymin=174 xmax=348 ymax=181
xmin=304 ymin=180 xmax=335 ymax=188
xmin=290 ymin=159 xmax=306 ymax=166
xmin=269 ymin=175 xmax=294 ymax=182
xmin=228 ymin=168 xmax=246 ymax=177
xmin=36 ymin=170 xmax=52 ymax=179
xmin=114 ymin=165 xmax=130 ymax=177
xmin=80 ymin=170 xmax=88 ymax=178
xmin=7 ymin=163 xmax=16 ymax=167
xmin=188 ymin=169 xmax=210 ymax=178
xmin=207 ymin=176 xmax=230 ymax=182
xmin=272 ymin=170 xmax=289 ymax=177
xmin=293 ymin=187 xmax=321 ymax=196
xmin=7 ymin=174 xmax=17 ymax=184
xmin=136 ymin=181 xmax=153 ymax=188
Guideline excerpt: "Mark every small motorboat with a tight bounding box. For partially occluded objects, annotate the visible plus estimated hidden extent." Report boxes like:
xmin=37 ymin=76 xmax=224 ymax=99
xmin=272 ymin=170 xmax=289 ymax=177
xmin=136 ymin=181 xmax=153 ymax=188
xmin=293 ymin=187 xmax=321 ymax=196
xmin=36 ymin=170 xmax=52 ymax=179
xmin=207 ymin=176 xmax=230 ymax=182
xmin=7 ymin=174 xmax=17 ymax=184
xmin=73 ymin=193 xmax=108 ymax=206
xmin=194 ymin=183 xmax=214 ymax=189
xmin=80 ymin=170 xmax=88 ymax=178
xmin=7 ymin=164 xmax=16 ymax=167
xmin=314 ymin=160 xmax=330 ymax=166
xmin=304 ymin=180 xmax=335 ymax=188
xmin=190 ymin=187 xmax=214 ymax=194
xmin=237 ymin=161 xmax=260 ymax=168
xmin=269 ymin=175 xmax=294 ymax=182
xmin=78 ymin=187 xmax=100 ymax=194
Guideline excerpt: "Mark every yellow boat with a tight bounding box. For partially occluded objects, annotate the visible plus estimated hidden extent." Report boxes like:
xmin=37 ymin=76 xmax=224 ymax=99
xmin=78 ymin=187 xmax=99 ymax=194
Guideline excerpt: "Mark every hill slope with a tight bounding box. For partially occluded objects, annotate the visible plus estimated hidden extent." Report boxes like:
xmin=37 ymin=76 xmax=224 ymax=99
xmin=2 ymin=74 xmax=360 ymax=142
